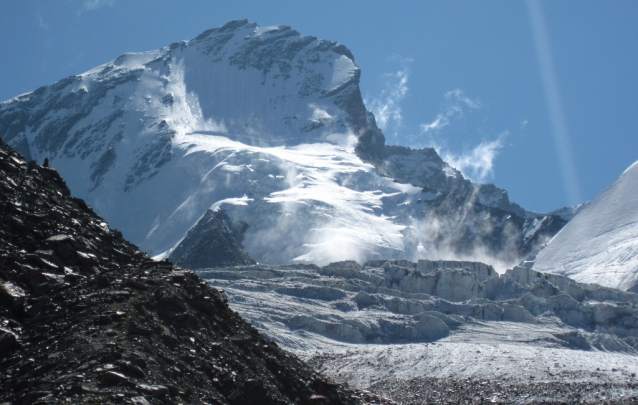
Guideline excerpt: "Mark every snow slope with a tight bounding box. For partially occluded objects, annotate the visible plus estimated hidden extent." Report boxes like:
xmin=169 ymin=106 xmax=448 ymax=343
xmin=155 ymin=136 xmax=425 ymax=265
xmin=534 ymin=160 xmax=638 ymax=291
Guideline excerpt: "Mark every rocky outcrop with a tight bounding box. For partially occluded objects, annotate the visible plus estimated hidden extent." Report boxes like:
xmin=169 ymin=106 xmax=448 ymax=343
xmin=354 ymin=112 xmax=386 ymax=165
xmin=422 ymin=192 xmax=567 ymax=263
xmin=376 ymin=144 xmax=568 ymax=264
xmin=380 ymin=145 xmax=471 ymax=196
xmin=0 ymin=138 xmax=391 ymax=404
xmin=169 ymin=209 xmax=255 ymax=269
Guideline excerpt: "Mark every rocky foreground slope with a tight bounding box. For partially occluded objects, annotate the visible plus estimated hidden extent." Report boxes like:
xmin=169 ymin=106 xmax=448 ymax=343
xmin=0 ymin=138 xmax=391 ymax=404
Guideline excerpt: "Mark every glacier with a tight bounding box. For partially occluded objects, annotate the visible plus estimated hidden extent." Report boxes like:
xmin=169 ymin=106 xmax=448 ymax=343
xmin=198 ymin=260 xmax=638 ymax=402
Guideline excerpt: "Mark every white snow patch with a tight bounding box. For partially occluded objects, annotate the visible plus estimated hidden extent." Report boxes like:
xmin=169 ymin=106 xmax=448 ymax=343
xmin=211 ymin=195 xmax=254 ymax=211
xmin=254 ymin=26 xmax=279 ymax=36
xmin=329 ymin=55 xmax=357 ymax=91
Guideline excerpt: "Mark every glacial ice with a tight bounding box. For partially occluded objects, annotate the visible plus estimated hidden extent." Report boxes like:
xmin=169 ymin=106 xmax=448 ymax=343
xmin=195 ymin=259 xmax=638 ymax=395
xmin=199 ymin=260 xmax=638 ymax=350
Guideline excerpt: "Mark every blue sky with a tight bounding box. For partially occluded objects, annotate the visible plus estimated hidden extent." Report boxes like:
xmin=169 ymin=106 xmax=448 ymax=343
xmin=1 ymin=0 xmax=637 ymax=213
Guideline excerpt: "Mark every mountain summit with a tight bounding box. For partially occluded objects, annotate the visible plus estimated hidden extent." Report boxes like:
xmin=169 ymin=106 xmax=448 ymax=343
xmin=1 ymin=20 xmax=563 ymax=268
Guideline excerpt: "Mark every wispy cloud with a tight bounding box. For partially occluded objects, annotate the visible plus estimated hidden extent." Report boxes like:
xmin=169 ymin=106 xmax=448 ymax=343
xmin=365 ymin=58 xmax=411 ymax=138
xmin=79 ymin=0 xmax=115 ymax=14
xmin=36 ymin=11 xmax=50 ymax=30
xmin=419 ymin=89 xmax=507 ymax=183
xmin=420 ymin=89 xmax=480 ymax=133
xmin=420 ymin=116 xmax=448 ymax=133
xmin=441 ymin=132 xmax=508 ymax=183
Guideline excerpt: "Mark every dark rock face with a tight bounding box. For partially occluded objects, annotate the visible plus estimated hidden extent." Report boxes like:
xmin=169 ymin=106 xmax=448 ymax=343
xmin=379 ymin=144 xmax=567 ymax=263
xmin=169 ymin=209 xmax=256 ymax=270
xmin=381 ymin=145 xmax=471 ymax=196
xmin=422 ymin=191 xmax=568 ymax=263
xmin=0 ymin=138 xmax=390 ymax=404
xmin=354 ymin=112 xmax=386 ymax=165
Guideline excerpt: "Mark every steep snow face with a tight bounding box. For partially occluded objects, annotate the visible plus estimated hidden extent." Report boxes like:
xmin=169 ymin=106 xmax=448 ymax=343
xmin=534 ymin=160 xmax=638 ymax=291
xmin=151 ymin=135 xmax=425 ymax=265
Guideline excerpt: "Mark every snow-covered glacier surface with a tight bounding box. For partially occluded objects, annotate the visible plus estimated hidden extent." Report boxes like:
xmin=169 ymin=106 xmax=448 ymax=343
xmin=200 ymin=260 xmax=638 ymax=402
xmin=534 ymin=160 xmax=638 ymax=292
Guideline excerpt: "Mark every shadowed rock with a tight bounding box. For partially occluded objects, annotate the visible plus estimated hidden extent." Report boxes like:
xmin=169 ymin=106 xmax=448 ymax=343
xmin=169 ymin=209 xmax=256 ymax=269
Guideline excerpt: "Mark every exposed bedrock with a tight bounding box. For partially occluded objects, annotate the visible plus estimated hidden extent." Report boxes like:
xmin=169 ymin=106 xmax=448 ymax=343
xmin=168 ymin=209 xmax=255 ymax=269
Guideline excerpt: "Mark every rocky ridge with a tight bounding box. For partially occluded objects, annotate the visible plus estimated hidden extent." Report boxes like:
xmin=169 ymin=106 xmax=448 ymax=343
xmin=0 ymin=138 xmax=391 ymax=404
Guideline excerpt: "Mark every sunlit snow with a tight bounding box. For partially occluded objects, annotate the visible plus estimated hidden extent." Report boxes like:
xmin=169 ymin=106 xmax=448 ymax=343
xmin=534 ymin=160 xmax=638 ymax=291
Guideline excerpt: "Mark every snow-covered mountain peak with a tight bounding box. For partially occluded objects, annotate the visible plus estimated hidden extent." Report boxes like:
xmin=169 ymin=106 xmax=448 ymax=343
xmin=0 ymin=20 xmax=369 ymax=164
xmin=0 ymin=21 xmax=564 ymax=268
xmin=172 ymin=19 xmax=364 ymax=147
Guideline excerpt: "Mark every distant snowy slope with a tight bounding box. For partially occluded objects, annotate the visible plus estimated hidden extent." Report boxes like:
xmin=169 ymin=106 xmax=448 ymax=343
xmin=534 ymin=161 xmax=638 ymax=291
